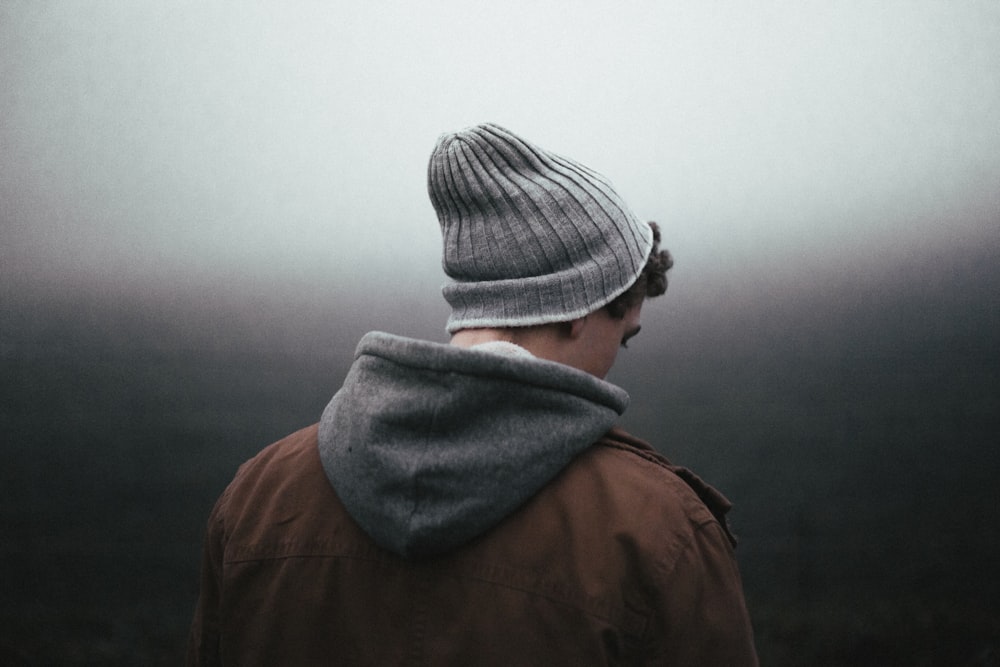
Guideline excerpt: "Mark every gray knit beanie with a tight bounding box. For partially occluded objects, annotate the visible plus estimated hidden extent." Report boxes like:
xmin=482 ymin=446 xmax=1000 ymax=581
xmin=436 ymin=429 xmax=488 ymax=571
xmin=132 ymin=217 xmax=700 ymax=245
xmin=427 ymin=123 xmax=654 ymax=333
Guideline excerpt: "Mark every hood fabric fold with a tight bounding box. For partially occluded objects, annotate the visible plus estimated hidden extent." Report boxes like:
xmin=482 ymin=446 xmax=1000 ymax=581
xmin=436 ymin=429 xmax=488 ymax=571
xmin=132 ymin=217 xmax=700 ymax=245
xmin=318 ymin=332 xmax=629 ymax=559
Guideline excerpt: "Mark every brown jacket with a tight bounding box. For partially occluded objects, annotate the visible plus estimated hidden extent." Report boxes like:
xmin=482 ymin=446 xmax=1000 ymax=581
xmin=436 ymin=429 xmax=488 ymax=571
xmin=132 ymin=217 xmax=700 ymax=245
xmin=187 ymin=424 xmax=758 ymax=666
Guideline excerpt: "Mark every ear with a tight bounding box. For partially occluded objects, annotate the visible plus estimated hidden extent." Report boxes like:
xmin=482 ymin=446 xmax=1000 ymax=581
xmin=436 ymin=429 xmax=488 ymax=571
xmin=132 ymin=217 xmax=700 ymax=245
xmin=567 ymin=315 xmax=587 ymax=340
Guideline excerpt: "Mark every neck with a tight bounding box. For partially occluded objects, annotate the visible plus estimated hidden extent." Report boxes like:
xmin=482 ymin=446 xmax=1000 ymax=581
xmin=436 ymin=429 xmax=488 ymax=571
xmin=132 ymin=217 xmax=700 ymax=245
xmin=449 ymin=328 xmax=516 ymax=348
xmin=450 ymin=324 xmax=576 ymax=368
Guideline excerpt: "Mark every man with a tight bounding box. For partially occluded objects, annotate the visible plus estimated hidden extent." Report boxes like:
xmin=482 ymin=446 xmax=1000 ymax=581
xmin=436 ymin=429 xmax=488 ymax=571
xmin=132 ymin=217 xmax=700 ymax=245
xmin=188 ymin=123 xmax=758 ymax=665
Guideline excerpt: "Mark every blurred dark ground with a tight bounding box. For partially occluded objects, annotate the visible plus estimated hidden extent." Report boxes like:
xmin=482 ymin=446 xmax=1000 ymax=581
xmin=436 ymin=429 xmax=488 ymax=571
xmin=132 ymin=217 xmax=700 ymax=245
xmin=2 ymin=239 xmax=998 ymax=665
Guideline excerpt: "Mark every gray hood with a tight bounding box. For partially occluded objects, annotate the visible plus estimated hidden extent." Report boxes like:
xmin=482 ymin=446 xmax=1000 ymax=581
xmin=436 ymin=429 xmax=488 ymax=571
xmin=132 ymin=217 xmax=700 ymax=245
xmin=318 ymin=332 xmax=629 ymax=559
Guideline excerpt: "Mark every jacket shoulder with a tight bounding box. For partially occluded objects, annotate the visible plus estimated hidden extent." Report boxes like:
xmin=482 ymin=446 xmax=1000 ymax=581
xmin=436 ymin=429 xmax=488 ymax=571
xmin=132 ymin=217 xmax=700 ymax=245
xmin=591 ymin=427 xmax=738 ymax=547
xmin=213 ymin=424 xmax=352 ymax=559
xmin=220 ymin=424 xmax=323 ymax=501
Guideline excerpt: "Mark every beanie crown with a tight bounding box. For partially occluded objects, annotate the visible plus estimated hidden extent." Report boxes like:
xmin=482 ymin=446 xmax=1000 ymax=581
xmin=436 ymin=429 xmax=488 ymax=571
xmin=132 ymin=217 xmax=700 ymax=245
xmin=427 ymin=123 xmax=653 ymax=333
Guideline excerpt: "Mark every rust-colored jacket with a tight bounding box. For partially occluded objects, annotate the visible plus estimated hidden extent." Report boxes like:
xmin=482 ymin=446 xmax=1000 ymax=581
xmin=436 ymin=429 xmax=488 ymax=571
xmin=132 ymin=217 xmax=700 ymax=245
xmin=187 ymin=424 xmax=757 ymax=665
xmin=189 ymin=333 xmax=757 ymax=664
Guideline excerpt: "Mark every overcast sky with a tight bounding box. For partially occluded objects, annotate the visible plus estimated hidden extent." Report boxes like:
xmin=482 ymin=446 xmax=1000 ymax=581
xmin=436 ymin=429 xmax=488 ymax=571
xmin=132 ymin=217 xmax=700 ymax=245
xmin=2 ymin=1 xmax=998 ymax=302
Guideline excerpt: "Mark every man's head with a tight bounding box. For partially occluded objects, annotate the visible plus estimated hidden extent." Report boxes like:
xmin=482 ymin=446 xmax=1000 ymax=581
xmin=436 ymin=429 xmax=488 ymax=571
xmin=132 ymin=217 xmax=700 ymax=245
xmin=428 ymin=123 xmax=672 ymax=377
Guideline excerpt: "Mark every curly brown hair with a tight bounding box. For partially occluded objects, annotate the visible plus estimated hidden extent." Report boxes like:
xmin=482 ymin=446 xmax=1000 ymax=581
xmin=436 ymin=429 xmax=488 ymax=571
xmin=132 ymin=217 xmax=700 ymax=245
xmin=605 ymin=221 xmax=674 ymax=319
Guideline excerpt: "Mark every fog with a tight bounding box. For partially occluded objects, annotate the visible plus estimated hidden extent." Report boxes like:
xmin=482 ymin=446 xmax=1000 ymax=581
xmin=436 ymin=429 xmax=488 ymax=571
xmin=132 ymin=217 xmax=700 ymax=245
xmin=2 ymin=1 xmax=999 ymax=664
xmin=3 ymin=1 xmax=998 ymax=297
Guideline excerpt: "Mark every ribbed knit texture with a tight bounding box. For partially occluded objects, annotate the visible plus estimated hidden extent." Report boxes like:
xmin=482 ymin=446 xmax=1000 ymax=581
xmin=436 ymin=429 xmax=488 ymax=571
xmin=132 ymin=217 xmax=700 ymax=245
xmin=427 ymin=123 xmax=654 ymax=333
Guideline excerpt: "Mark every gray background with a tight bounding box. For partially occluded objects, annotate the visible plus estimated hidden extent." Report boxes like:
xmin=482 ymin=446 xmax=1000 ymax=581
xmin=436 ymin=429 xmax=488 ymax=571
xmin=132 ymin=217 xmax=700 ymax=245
xmin=2 ymin=2 xmax=998 ymax=664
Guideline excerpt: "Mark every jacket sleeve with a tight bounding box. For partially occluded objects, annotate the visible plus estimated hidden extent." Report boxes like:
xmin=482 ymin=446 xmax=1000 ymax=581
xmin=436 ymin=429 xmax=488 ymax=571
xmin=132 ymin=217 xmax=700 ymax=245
xmin=649 ymin=519 xmax=759 ymax=666
xmin=186 ymin=494 xmax=227 ymax=667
